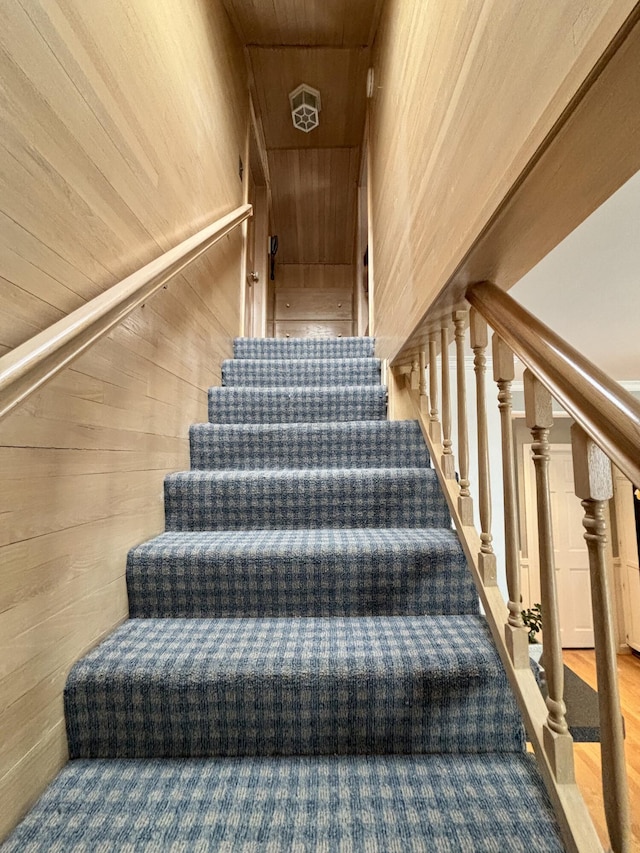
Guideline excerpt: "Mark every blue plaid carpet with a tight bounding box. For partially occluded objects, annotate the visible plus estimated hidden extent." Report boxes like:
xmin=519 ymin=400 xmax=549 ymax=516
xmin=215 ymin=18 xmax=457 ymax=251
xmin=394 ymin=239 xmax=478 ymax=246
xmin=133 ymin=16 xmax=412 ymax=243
xmin=208 ymin=385 xmax=388 ymax=423
xmin=221 ymin=357 xmax=381 ymax=387
xmin=127 ymin=528 xmax=479 ymax=617
xmin=2 ymin=755 xmax=564 ymax=852
xmin=65 ymin=615 xmax=525 ymax=758
xmin=3 ymin=336 xmax=565 ymax=850
xmin=190 ymin=420 xmax=429 ymax=469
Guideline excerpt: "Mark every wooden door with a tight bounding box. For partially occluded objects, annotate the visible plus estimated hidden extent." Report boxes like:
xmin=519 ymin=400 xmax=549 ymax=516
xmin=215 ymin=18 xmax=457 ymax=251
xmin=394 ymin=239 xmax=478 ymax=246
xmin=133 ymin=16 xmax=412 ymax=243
xmin=523 ymin=444 xmax=594 ymax=647
xmin=243 ymin=176 xmax=255 ymax=337
xmin=243 ymin=110 xmax=269 ymax=338
xmin=613 ymin=467 xmax=640 ymax=653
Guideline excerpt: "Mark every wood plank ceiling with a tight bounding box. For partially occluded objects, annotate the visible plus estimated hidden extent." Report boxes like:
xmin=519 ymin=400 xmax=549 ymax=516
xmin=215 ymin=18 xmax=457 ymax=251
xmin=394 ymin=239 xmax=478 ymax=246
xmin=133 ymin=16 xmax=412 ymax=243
xmin=222 ymin=0 xmax=381 ymax=267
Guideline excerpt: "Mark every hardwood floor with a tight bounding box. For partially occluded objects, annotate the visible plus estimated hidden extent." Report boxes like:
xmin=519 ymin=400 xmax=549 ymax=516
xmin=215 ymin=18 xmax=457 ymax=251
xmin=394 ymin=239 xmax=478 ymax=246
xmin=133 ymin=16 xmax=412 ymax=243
xmin=563 ymin=649 xmax=640 ymax=851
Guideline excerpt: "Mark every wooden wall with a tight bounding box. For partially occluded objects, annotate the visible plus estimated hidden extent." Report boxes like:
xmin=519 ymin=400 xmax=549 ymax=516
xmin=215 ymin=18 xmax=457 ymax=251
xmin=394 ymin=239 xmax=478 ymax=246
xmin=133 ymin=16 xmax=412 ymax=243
xmin=369 ymin=0 xmax=638 ymax=362
xmin=269 ymin=148 xmax=360 ymax=265
xmin=222 ymin=0 xmax=382 ymax=46
xmin=0 ymin=0 xmax=247 ymax=838
xmin=273 ymin=263 xmax=354 ymax=338
xmin=231 ymin=5 xmax=377 ymax=338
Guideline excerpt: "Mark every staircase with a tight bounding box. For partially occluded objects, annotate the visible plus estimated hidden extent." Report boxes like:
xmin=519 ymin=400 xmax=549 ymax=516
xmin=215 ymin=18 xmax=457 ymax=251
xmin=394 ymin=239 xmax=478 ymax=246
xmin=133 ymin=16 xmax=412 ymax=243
xmin=2 ymin=337 xmax=566 ymax=851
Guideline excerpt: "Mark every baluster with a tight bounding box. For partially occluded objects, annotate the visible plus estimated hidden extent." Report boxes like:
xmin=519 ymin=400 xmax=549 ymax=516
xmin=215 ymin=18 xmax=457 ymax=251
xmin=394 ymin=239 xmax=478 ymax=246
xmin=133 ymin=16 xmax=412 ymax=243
xmin=418 ymin=349 xmax=428 ymax=413
xmin=524 ymin=371 xmax=574 ymax=783
xmin=470 ymin=310 xmax=496 ymax=585
xmin=492 ymin=334 xmax=528 ymax=667
xmin=453 ymin=310 xmax=473 ymax=523
xmin=440 ymin=324 xmax=455 ymax=478
xmin=428 ymin=332 xmax=441 ymax=443
xmin=572 ymin=425 xmax=631 ymax=853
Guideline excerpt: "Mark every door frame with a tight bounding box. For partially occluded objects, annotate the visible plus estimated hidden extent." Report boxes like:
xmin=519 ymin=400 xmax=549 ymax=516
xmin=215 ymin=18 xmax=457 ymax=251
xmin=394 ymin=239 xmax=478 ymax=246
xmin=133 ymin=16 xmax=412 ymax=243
xmin=240 ymin=97 xmax=270 ymax=338
xmin=521 ymin=440 xmax=595 ymax=647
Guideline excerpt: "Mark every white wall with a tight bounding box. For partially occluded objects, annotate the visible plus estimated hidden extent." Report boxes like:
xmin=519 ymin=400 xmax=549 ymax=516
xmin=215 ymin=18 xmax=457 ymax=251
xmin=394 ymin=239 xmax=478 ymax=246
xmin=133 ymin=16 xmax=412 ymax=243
xmin=511 ymin=169 xmax=640 ymax=381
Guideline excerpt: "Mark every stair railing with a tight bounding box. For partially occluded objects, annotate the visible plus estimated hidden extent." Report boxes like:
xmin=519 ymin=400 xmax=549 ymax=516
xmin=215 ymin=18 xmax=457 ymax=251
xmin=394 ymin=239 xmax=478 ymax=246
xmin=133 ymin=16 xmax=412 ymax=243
xmin=392 ymin=280 xmax=638 ymax=853
xmin=0 ymin=203 xmax=252 ymax=422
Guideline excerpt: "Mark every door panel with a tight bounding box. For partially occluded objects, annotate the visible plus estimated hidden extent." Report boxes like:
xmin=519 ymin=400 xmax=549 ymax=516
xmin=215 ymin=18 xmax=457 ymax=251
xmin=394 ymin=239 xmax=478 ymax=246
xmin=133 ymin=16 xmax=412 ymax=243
xmin=613 ymin=468 xmax=640 ymax=652
xmin=523 ymin=444 xmax=594 ymax=648
xmin=549 ymin=448 xmax=594 ymax=647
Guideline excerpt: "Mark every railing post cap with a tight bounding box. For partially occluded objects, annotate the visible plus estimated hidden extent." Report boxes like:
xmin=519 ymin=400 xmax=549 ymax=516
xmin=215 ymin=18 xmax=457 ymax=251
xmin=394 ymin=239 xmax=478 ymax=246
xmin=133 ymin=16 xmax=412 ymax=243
xmin=571 ymin=424 xmax=613 ymax=501
xmin=491 ymin=333 xmax=514 ymax=382
xmin=469 ymin=309 xmax=488 ymax=348
xmin=524 ymin=369 xmax=553 ymax=429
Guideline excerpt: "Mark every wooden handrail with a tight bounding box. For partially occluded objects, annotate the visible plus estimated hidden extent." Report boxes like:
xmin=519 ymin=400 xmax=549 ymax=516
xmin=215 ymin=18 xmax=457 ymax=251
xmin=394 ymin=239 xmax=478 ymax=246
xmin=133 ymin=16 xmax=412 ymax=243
xmin=467 ymin=281 xmax=640 ymax=486
xmin=0 ymin=203 xmax=252 ymax=421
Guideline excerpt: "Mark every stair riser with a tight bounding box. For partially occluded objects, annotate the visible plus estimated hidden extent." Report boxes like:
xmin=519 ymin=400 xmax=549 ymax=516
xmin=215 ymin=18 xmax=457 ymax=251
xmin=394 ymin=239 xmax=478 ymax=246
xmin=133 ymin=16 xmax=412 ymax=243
xmin=221 ymin=358 xmax=381 ymax=387
xmin=208 ymin=386 xmax=387 ymax=424
xmin=65 ymin=617 xmax=524 ymax=760
xmin=164 ymin=470 xmax=451 ymax=531
xmin=66 ymin=675 xmax=523 ymax=759
xmin=189 ymin=422 xmax=429 ymax=470
xmin=127 ymin=552 xmax=478 ymax=618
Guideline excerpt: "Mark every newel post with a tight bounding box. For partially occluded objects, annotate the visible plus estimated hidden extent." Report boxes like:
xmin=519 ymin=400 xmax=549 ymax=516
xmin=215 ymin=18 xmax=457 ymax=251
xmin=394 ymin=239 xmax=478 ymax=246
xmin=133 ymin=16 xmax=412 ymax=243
xmin=493 ymin=334 xmax=528 ymax=667
xmin=572 ymin=425 xmax=631 ymax=853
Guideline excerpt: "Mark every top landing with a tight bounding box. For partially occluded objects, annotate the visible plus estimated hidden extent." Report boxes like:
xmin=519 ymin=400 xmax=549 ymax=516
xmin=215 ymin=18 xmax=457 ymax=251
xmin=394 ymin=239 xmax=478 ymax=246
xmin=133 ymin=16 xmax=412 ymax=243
xmin=233 ymin=337 xmax=375 ymax=360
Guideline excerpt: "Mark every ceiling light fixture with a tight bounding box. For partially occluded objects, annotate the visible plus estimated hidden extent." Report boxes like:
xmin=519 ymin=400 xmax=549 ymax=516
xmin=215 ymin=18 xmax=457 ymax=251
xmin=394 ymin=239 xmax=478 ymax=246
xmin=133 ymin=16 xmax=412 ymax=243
xmin=289 ymin=84 xmax=321 ymax=133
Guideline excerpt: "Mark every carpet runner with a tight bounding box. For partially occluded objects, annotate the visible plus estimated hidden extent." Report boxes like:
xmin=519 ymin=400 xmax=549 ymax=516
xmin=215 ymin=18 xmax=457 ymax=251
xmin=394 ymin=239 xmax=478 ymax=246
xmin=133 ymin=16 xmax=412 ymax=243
xmin=2 ymin=336 xmax=565 ymax=851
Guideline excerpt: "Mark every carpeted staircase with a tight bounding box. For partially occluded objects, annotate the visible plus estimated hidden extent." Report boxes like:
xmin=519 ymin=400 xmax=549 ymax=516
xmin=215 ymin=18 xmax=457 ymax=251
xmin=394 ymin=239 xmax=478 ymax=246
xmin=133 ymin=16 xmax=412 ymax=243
xmin=3 ymin=337 xmax=565 ymax=851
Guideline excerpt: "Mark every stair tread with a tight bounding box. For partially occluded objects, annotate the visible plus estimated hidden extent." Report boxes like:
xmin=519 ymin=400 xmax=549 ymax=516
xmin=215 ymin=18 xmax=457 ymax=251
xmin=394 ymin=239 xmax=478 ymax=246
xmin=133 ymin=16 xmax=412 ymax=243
xmin=221 ymin=357 xmax=381 ymax=387
xmin=1 ymin=754 xmax=564 ymax=852
xmin=208 ymin=384 xmax=388 ymax=423
xmin=131 ymin=526 xmax=465 ymax=554
xmin=190 ymin=419 xmax=430 ymax=469
xmin=127 ymin=528 xmax=478 ymax=618
xmin=69 ymin=615 xmax=497 ymax=679
xmin=164 ymin=467 xmax=451 ymax=531
xmin=65 ymin=615 xmax=525 ymax=758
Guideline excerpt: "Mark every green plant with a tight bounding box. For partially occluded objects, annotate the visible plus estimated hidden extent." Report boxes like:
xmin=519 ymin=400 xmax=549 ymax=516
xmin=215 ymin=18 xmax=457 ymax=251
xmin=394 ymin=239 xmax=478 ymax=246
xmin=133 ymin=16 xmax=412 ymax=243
xmin=521 ymin=603 xmax=542 ymax=644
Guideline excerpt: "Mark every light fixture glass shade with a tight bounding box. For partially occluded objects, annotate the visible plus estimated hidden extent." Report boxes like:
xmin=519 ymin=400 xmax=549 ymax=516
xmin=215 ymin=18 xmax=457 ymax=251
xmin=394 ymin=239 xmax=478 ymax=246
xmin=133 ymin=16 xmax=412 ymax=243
xmin=289 ymin=84 xmax=321 ymax=133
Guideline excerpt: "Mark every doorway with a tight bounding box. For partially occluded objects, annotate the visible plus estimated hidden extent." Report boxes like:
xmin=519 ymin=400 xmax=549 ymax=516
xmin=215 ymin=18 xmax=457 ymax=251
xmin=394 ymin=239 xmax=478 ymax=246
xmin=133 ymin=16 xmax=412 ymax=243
xmin=612 ymin=466 xmax=640 ymax=652
xmin=521 ymin=442 xmax=595 ymax=648
xmin=242 ymin=113 xmax=269 ymax=337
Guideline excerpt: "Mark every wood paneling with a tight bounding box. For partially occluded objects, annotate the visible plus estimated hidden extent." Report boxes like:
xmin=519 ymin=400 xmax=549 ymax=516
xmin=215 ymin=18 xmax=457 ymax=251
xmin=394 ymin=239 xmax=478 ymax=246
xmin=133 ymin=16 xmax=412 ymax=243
xmin=275 ymin=287 xmax=352 ymax=321
xmin=273 ymin=265 xmax=354 ymax=332
xmin=236 ymin=7 xmax=371 ymax=283
xmin=269 ymin=148 xmax=359 ymax=264
xmin=222 ymin=0 xmax=382 ymax=46
xmin=420 ymin=8 xmax=640 ymax=340
xmin=275 ymin=320 xmax=353 ymax=339
xmin=275 ymin=264 xmax=353 ymax=290
xmin=247 ymin=48 xmax=369 ymax=149
xmin=0 ymin=0 xmax=247 ymax=839
xmin=369 ymin=0 xmax=639 ymax=362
